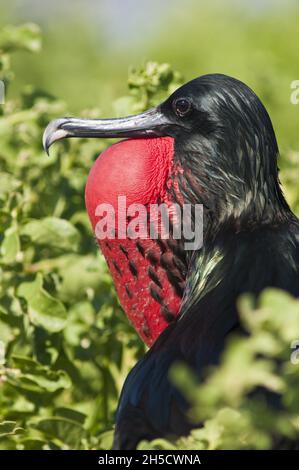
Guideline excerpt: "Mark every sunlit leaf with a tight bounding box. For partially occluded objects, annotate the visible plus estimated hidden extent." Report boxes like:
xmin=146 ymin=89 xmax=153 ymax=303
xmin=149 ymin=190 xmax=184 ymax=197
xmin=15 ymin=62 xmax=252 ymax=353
xmin=22 ymin=217 xmax=81 ymax=253
xmin=17 ymin=273 xmax=67 ymax=332
xmin=1 ymin=227 xmax=20 ymax=264
xmin=6 ymin=355 xmax=71 ymax=394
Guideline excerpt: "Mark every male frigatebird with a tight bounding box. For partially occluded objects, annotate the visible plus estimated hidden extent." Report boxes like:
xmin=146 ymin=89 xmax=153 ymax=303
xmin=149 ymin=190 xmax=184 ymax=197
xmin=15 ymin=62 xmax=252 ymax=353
xmin=43 ymin=74 xmax=299 ymax=449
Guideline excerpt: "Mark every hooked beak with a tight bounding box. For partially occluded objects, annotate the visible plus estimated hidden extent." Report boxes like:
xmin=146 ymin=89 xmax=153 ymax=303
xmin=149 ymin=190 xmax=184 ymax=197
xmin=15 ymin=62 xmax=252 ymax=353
xmin=43 ymin=107 xmax=173 ymax=155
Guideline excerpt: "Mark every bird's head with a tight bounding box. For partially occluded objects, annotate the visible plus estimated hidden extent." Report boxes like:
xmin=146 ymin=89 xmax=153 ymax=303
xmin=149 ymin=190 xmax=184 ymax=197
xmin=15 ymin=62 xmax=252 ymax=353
xmin=44 ymin=74 xmax=287 ymax=230
xmin=43 ymin=74 xmax=289 ymax=345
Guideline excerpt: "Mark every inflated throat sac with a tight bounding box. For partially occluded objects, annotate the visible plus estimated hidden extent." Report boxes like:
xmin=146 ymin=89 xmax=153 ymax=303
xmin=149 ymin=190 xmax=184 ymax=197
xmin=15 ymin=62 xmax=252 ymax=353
xmin=85 ymin=137 xmax=185 ymax=346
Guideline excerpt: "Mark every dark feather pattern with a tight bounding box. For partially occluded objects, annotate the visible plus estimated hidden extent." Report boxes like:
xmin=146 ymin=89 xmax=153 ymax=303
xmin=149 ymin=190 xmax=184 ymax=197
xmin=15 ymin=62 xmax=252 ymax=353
xmin=113 ymin=74 xmax=299 ymax=449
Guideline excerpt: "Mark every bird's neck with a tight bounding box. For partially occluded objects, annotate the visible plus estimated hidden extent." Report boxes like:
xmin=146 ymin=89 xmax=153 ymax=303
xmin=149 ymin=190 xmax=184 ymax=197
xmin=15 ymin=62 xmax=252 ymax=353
xmin=172 ymin=219 xmax=299 ymax=371
xmin=174 ymin=138 xmax=293 ymax=235
xmin=181 ymin=219 xmax=299 ymax=317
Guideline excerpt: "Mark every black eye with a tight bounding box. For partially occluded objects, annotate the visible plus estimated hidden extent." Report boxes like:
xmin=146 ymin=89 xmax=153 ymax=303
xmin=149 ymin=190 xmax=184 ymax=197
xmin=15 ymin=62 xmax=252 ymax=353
xmin=173 ymin=98 xmax=192 ymax=117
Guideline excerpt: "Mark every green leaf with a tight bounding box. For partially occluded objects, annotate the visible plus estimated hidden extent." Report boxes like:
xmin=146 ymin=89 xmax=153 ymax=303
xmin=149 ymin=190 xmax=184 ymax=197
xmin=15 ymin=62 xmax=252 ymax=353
xmin=17 ymin=439 xmax=50 ymax=450
xmin=0 ymin=421 xmax=23 ymax=438
xmin=0 ymin=172 xmax=21 ymax=196
xmin=22 ymin=217 xmax=81 ymax=253
xmin=0 ymin=316 xmax=15 ymax=345
xmin=57 ymin=254 xmax=103 ymax=302
xmin=1 ymin=226 xmax=20 ymax=264
xmin=7 ymin=355 xmax=71 ymax=394
xmin=54 ymin=407 xmax=86 ymax=425
xmin=32 ymin=417 xmax=87 ymax=449
xmin=0 ymin=24 xmax=41 ymax=53
xmin=17 ymin=273 xmax=67 ymax=332
xmin=97 ymin=430 xmax=114 ymax=450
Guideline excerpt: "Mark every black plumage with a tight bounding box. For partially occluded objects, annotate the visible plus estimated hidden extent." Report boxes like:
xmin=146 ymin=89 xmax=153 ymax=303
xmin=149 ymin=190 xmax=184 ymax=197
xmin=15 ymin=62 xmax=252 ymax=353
xmin=113 ymin=75 xmax=299 ymax=449
xmin=43 ymin=73 xmax=299 ymax=450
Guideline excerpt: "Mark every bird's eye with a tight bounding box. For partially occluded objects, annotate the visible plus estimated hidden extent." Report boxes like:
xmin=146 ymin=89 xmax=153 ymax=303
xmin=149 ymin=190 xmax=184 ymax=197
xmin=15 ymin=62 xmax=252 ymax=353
xmin=173 ymin=98 xmax=192 ymax=117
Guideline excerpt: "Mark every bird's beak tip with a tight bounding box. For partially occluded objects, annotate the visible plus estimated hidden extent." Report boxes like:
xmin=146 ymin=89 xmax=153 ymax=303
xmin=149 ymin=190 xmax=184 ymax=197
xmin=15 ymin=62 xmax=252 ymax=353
xmin=43 ymin=135 xmax=50 ymax=156
xmin=42 ymin=127 xmax=49 ymax=155
xmin=43 ymin=120 xmax=69 ymax=155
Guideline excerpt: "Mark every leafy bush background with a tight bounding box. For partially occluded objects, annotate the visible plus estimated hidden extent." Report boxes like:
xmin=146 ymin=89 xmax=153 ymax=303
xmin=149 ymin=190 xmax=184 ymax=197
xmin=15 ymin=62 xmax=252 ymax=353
xmin=0 ymin=14 xmax=299 ymax=450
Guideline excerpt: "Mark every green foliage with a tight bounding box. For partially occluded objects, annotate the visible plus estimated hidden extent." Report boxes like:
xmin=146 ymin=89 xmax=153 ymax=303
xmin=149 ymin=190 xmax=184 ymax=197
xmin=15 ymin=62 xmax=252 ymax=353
xmin=0 ymin=24 xmax=156 ymax=450
xmin=1 ymin=22 xmax=299 ymax=451
xmin=114 ymin=62 xmax=182 ymax=115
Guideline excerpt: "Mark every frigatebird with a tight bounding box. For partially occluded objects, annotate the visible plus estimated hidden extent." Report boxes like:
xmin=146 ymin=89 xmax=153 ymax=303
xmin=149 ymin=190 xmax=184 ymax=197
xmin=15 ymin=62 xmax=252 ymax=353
xmin=43 ymin=74 xmax=299 ymax=449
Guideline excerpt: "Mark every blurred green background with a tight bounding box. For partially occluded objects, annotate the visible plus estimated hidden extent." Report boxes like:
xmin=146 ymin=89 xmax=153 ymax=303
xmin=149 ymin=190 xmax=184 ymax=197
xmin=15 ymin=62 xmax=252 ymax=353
xmin=1 ymin=0 xmax=299 ymax=146
xmin=1 ymin=0 xmax=299 ymax=450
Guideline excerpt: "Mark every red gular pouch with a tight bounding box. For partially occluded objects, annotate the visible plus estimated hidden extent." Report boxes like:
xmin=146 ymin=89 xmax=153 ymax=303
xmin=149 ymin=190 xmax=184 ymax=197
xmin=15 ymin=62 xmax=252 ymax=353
xmin=85 ymin=137 xmax=186 ymax=346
